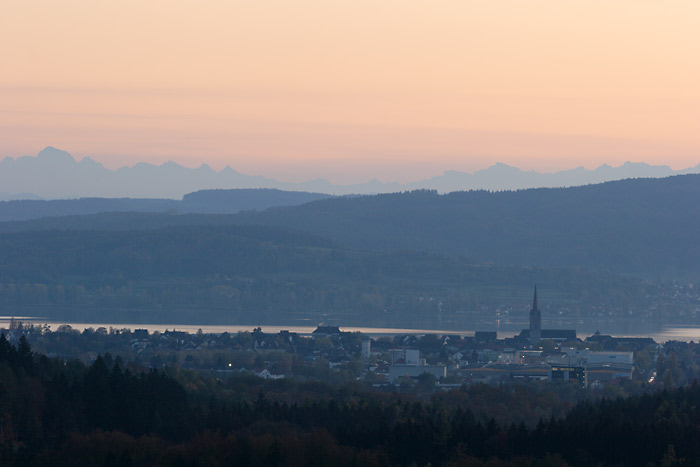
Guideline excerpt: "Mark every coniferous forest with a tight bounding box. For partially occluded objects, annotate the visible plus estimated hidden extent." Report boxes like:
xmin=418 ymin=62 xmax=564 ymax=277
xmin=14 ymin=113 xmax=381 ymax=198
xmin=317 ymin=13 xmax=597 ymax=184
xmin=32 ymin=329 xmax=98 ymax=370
xmin=0 ymin=334 xmax=697 ymax=466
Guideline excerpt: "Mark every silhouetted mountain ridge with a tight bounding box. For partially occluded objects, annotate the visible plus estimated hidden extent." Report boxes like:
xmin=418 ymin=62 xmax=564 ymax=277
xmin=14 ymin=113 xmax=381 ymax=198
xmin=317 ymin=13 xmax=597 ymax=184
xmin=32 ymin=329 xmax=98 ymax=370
xmin=2 ymin=146 xmax=698 ymax=198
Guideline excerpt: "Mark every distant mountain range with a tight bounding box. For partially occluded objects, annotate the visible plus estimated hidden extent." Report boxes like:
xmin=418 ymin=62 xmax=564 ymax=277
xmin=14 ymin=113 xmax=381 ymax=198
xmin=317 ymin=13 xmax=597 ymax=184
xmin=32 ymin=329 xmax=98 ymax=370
xmin=2 ymin=146 xmax=699 ymax=199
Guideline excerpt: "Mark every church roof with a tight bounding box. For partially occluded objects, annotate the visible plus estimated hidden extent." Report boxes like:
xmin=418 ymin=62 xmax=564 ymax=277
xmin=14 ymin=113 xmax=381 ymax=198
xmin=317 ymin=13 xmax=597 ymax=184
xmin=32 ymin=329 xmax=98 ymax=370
xmin=519 ymin=329 xmax=577 ymax=340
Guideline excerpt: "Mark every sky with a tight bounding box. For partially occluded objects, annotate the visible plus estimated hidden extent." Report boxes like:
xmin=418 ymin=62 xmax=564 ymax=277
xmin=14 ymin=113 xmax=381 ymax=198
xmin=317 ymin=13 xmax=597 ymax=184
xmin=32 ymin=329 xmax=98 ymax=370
xmin=1 ymin=1 xmax=699 ymax=183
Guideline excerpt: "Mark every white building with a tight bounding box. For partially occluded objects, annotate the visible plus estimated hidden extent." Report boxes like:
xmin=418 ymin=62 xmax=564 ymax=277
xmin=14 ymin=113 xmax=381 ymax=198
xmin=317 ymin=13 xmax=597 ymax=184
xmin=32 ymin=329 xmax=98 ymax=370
xmin=559 ymin=347 xmax=634 ymax=365
xmin=361 ymin=340 xmax=372 ymax=359
xmin=389 ymin=348 xmax=420 ymax=366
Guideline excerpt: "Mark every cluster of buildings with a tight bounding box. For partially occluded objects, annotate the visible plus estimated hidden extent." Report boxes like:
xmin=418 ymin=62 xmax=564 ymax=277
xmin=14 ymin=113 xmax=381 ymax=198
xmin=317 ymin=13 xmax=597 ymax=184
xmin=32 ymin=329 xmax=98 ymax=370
xmin=359 ymin=287 xmax=651 ymax=389
xmin=5 ymin=287 xmax=658 ymax=389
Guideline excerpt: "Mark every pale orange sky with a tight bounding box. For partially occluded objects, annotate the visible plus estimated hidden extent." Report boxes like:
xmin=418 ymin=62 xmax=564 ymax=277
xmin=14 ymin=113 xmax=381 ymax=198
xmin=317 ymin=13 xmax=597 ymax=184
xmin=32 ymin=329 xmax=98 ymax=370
xmin=1 ymin=1 xmax=698 ymax=183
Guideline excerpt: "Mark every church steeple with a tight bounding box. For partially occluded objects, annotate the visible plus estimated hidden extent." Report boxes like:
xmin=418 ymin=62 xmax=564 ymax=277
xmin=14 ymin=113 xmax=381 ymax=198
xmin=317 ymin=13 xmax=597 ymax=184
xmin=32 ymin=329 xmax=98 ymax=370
xmin=532 ymin=285 xmax=538 ymax=312
xmin=529 ymin=285 xmax=541 ymax=344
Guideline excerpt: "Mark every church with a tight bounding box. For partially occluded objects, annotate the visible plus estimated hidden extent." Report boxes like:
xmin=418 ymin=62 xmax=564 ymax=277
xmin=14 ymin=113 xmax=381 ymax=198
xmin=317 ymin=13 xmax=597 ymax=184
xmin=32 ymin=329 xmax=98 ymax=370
xmin=516 ymin=286 xmax=577 ymax=344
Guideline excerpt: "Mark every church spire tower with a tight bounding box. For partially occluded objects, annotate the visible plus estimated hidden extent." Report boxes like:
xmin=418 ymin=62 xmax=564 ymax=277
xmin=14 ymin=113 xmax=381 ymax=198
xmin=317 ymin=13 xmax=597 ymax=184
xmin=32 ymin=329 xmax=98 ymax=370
xmin=529 ymin=285 xmax=541 ymax=344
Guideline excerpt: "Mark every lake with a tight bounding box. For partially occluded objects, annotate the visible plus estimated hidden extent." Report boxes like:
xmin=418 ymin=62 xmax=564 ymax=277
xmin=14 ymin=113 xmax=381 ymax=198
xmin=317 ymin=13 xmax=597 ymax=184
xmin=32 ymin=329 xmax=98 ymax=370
xmin=3 ymin=314 xmax=700 ymax=343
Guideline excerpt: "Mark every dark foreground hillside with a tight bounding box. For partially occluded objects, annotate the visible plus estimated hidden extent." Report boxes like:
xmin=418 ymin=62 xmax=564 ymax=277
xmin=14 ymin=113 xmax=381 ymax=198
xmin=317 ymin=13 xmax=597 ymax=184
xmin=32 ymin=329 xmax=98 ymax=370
xmin=0 ymin=335 xmax=696 ymax=467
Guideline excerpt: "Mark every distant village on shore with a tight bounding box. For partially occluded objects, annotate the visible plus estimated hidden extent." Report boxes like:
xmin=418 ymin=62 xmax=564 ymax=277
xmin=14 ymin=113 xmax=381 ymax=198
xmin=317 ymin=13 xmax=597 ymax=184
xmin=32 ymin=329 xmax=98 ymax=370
xmin=3 ymin=287 xmax=677 ymax=392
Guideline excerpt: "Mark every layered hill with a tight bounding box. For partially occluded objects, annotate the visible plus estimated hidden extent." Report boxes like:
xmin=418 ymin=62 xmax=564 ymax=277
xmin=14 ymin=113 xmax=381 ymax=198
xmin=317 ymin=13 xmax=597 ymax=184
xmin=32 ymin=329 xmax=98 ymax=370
xmin=0 ymin=224 xmax=675 ymax=324
xmin=2 ymin=174 xmax=699 ymax=278
xmin=1 ymin=173 xmax=698 ymax=325
xmin=229 ymin=175 xmax=700 ymax=279
xmin=0 ymin=188 xmax=331 ymax=222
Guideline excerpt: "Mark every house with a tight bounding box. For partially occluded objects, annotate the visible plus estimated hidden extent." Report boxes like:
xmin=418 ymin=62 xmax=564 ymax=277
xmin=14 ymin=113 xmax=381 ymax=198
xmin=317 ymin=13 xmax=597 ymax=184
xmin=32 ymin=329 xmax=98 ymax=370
xmin=254 ymin=369 xmax=285 ymax=380
xmin=585 ymin=332 xmax=656 ymax=350
xmin=474 ymin=331 xmax=497 ymax=343
xmin=312 ymin=325 xmax=343 ymax=337
xmin=518 ymin=329 xmax=577 ymax=343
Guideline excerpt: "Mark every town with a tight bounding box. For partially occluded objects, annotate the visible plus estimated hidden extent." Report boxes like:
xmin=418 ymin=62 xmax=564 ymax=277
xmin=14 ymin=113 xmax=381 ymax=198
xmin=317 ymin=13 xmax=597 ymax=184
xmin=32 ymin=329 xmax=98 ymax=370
xmin=6 ymin=288 xmax=697 ymax=396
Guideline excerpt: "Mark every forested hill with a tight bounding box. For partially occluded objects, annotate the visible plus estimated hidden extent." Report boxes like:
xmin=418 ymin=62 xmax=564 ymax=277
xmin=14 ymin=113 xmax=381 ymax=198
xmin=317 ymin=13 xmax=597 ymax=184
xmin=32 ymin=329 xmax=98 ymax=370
xmin=229 ymin=174 xmax=700 ymax=279
xmin=2 ymin=175 xmax=699 ymax=279
xmin=0 ymin=188 xmax=331 ymax=222
xmin=0 ymin=212 xmax=218 ymax=232
xmin=0 ymin=224 xmax=675 ymax=322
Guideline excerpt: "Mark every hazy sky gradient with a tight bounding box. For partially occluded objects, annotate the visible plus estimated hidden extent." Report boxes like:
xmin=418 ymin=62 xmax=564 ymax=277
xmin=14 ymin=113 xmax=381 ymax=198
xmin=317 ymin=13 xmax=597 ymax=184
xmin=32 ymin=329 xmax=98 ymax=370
xmin=2 ymin=1 xmax=698 ymax=183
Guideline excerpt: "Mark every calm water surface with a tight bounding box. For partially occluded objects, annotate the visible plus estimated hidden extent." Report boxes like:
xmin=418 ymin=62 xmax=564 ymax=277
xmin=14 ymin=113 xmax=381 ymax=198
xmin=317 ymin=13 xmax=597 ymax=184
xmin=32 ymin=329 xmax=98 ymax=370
xmin=3 ymin=315 xmax=700 ymax=343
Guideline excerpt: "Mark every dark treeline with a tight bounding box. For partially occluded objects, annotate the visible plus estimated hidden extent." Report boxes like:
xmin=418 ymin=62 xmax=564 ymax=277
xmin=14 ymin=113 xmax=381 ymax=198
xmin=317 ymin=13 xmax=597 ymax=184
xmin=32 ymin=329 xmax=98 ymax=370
xmin=0 ymin=224 xmax=681 ymax=321
xmin=0 ymin=334 xmax=697 ymax=466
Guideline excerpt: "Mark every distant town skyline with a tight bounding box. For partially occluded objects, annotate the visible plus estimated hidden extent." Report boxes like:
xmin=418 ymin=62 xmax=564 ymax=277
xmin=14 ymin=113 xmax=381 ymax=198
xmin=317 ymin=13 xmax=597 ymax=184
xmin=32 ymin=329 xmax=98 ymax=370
xmin=2 ymin=1 xmax=698 ymax=183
